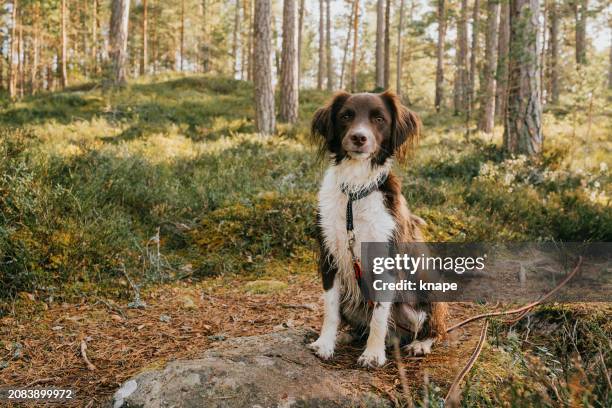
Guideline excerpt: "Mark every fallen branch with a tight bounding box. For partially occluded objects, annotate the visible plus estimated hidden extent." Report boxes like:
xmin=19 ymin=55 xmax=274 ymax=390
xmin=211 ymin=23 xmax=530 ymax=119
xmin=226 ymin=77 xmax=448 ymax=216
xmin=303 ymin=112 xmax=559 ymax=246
xmin=445 ymin=320 xmax=489 ymax=405
xmin=80 ymin=340 xmax=97 ymax=371
xmin=447 ymin=256 xmax=583 ymax=333
xmin=24 ymin=377 xmax=58 ymax=388
xmin=280 ymin=303 xmax=317 ymax=312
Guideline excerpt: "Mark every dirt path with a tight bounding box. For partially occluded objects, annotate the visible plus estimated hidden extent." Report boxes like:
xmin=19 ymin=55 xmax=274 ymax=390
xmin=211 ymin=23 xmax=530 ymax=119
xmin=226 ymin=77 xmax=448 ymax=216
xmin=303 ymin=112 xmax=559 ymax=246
xmin=1 ymin=275 xmax=485 ymax=407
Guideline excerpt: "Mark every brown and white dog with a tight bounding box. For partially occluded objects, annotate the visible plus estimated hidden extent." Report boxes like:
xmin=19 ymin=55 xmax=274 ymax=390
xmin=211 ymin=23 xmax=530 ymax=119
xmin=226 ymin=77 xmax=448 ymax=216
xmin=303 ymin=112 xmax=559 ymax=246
xmin=308 ymin=91 xmax=447 ymax=368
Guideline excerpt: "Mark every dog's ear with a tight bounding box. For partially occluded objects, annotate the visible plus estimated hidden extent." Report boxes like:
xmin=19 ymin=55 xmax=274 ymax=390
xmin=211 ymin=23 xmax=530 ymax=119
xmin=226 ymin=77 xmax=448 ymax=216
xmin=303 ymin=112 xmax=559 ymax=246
xmin=380 ymin=91 xmax=421 ymax=163
xmin=311 ymin=91 xmax=350 ymax=152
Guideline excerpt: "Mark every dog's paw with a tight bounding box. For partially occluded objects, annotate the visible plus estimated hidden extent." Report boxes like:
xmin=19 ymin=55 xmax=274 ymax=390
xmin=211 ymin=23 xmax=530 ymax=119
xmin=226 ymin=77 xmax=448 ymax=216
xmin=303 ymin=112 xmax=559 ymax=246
xmin=357 ymin=348 xmax=387 ymax=368
xmin=308 ymin=338 xmax=335 ymax=360
xmin=403 ymin=338 xmax=435 ymax=357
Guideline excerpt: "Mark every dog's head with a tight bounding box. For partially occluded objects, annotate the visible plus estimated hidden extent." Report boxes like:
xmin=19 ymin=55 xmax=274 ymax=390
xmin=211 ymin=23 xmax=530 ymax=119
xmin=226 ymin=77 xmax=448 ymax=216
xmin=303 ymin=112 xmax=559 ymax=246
xmin=311 ymin=91 xmax=420 ymax=165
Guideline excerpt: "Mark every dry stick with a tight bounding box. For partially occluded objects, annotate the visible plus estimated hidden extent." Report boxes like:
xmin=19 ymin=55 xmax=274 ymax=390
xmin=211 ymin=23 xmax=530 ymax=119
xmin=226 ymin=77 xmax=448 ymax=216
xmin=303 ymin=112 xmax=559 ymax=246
xmin=446 ymin=256 xmax=583 ymax=333
xmin=24 ymin=377 xmax=58 ymax=388
xmin=80 ymin=340 xmax=97 ymax=371
xmin=280 ymin=303 xmax=316 ymax=312
xmin=444 ymin=320 xmax=489 ymax=404
xmin=392 ymin=337 xmax=414 ymax=408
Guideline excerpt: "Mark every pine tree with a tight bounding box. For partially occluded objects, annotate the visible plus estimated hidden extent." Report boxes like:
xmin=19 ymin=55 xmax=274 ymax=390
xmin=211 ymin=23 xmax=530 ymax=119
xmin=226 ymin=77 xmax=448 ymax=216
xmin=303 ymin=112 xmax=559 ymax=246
xmin=504 ymin=0 xmax=542 ymax=155
xmin=253 ymin=0 xmax=275 ymax=134
xmin=280 ymin=0 xmax=299 ymax=123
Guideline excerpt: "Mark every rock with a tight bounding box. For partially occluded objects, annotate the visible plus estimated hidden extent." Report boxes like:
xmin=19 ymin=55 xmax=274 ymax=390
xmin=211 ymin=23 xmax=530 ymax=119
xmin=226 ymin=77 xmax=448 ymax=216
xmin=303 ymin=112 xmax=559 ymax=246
xmin=111 ymin=329 xmax=390 ymax=408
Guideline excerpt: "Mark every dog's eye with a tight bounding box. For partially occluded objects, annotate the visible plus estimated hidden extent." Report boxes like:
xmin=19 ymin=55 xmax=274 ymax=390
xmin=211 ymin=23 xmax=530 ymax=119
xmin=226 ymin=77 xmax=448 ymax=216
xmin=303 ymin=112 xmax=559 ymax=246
xmin=341 ymin=112 xmax=352 ymax=121
xmin=375 ymin=116 xmax=385 ymax=124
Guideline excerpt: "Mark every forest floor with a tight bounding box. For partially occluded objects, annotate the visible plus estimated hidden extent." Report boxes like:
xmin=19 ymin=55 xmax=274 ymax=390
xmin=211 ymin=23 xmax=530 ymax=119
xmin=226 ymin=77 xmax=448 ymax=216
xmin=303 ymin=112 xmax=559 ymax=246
xmin=0 ymin=74 xmax=611 ymax=406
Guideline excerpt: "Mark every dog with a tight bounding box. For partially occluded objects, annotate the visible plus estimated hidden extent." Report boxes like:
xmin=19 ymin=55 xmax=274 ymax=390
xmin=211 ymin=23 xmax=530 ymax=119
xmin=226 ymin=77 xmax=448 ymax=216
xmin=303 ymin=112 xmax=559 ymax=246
xmin=308 ymin=91 xmax=448 ymax=368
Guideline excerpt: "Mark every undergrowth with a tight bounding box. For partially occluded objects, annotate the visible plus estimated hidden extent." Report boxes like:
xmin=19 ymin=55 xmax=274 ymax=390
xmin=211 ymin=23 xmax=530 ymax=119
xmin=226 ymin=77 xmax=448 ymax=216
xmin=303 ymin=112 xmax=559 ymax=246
xmin=0 ymin=73 xmax=610 ymax=405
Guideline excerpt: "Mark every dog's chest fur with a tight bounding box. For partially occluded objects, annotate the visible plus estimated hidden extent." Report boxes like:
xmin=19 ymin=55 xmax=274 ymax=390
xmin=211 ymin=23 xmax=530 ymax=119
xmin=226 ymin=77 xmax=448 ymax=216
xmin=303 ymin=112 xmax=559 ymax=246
xmin=317 ymin=160 xmax=396 ymax=310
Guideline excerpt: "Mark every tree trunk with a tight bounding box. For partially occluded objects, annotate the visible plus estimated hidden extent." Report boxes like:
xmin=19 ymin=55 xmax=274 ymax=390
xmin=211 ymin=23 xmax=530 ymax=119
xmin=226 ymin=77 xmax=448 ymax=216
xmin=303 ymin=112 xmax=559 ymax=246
xmin=92 ymin=0 xmax=98 ymax=75
xmin=383 ymin=0 xmax=391 ymax=89
xmin=495 ymin=0 xmax=509 ymax=118
xmin=253 ymin=0 xmax=275 ymax=134
xmin=477 ymin=0 xmax=500 ymax=133
xmin=350 ymin=0 xmax=359 ymax=92
xmin=233 ymin=0 xmax=241 ymax=78
xmin=548 ymin=0 xmax=559 ymax=103
xmin=297 ymin=0 xmax=305 ymax=86
xmin=395 ymin=0 xmax=405 ymax=96
xmin=340 ymin=2 xmax=354 ymax=90
xmin=202 ymin=0 xmax=209 ymax=72
xmin=17 ymin=4 xmax=23 ymax=98
xmin=140 ymin=0 xmax=148 ymax=76
xmin=504 ymin=0 xmax=542 ymax=155
xmin=180 ymin=0 xmax=185 ymax=71
xmin=375 ymin=0 xmax=384 ymax=89
xmin=573 ymin=0 xmax=588 ymax=66
xmin=8 ymin=0 xmax=18 ymax=99
xmin=60 ymin=0 xmax=68 ymax=89
xmin=280 ymin=0 xmax=299 ymax=123
xmin=454 ymin=0 xmax=469 ymax=115
xmin=325 ymin=0 xmax=333 ymax=90
xmin=434 ymin=0 xmax=446 ymax=112
xmin=469 ymin=0 xmax=480 ymax=113
xmin=109 ymin=0 xmax=130 ymax=86
xmin=317 ymin=0 xmax=325 ymax=89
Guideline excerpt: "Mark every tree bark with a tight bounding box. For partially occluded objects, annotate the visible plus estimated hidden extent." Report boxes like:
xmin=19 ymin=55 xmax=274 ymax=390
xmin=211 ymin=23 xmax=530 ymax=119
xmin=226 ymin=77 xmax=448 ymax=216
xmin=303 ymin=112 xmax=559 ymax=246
xmin=548 ymin=0 xmax=559 ymax=103
xmin=434 ymin=0 xmax=446 ymax=112
xmin=477 ymin=0 xmax=500 ymax=133
xmin=326 ymin=0 xmax=333 ymax=90
xmin=253 ymin=0 xmax=275 ymax=134
xmin=17 ymin=4 xmax=23 ymax=97
xmin=375 ymin=0 xmax=384 ymax=89
xmin=350 ymin=0 xmax=359 ymax=92
xmin=395 ymin=0 xmax=405 ymax=96
xmin=573 ymin=0 xmax=588 ymax=66
xmin=383 ymin=0 xmax=391 ymax=89
xmin=109 ymin=0 xmax=130 ymax=86
xmin=504 ymin=0 xmax=542 ymax=156
xmin=280 ymin=0 xmax=299 ymax=123
xmin=297 ymin=0 xmax=305 ymax=86
xmin=495 ymin=0 xmax=509 ymax=118
xmin=233 ymin=0 xmax=241 ymax=78
xmin=454 ymin=0 xmax=469 ymax=115
xmin=340 ymin=2 xmax=354 ymax=89
xmin=180 ymin=0 xmax=185 ymax=71
xmin=317 ymin=0 xmax=325 ymax=89
xmin=140 ymin=0 xmax=148 ymax=76
xmin=60 ymin=0 xmax=68 ymax=89
xmin=469 ymin=0 xmax=480 ymax=113
xmin=92 ymin=0 xmax=99 ymax=75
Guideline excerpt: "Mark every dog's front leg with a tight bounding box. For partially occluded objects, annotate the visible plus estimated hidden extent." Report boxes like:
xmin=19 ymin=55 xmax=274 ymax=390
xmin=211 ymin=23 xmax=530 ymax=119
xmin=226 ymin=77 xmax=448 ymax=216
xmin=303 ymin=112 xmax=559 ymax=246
xmin=358 ymin=302 xmax=391 ymax=367
xmin=308 ymin=281 xmax=340 ymax=360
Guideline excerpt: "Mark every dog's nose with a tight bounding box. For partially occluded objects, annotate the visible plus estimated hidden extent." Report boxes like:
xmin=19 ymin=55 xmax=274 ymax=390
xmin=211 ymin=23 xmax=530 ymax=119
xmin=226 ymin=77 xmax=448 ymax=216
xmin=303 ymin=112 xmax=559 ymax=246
xmin=350 ymin=133 xmax=367 ymax=146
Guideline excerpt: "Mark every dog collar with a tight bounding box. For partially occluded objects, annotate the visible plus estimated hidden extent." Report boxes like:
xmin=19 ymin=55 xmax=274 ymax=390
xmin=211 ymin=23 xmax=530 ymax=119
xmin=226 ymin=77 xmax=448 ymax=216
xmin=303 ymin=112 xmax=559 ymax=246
xmin=340 ymin=173 xmax=388 ymax=233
